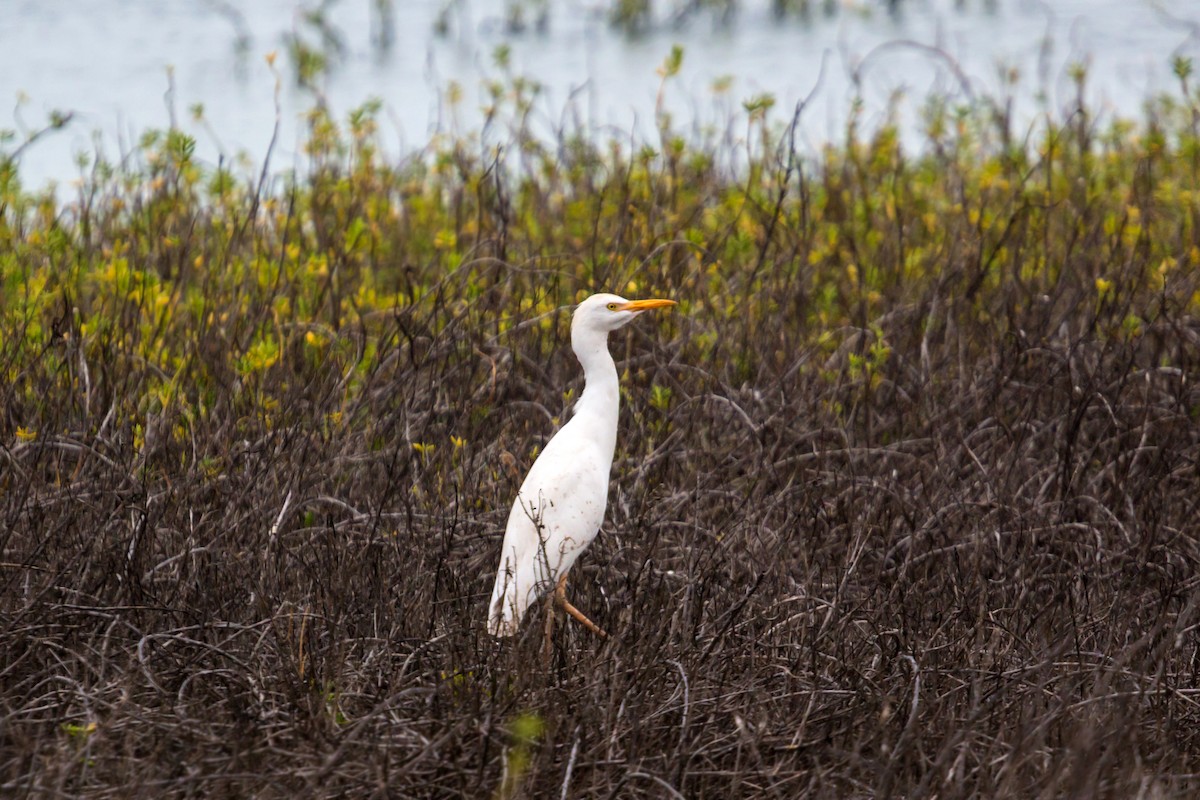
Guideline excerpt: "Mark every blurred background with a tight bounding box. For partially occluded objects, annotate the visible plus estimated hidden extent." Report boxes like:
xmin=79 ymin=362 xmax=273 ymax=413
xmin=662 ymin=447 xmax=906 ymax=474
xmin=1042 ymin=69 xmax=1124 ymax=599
xmin=1 ymin=0 xmax=1197 ymax=188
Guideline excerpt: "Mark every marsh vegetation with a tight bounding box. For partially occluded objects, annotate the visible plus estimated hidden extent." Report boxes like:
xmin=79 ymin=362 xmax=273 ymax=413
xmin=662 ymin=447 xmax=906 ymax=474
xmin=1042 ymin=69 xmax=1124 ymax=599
xmin=2 ymin=48 xmax=1200 ymax=797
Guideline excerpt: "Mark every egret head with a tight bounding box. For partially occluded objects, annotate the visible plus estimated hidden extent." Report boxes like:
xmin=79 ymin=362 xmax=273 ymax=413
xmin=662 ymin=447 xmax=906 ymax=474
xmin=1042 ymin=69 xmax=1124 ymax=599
xmin=572 ymin=293 xmax=677 ymax=335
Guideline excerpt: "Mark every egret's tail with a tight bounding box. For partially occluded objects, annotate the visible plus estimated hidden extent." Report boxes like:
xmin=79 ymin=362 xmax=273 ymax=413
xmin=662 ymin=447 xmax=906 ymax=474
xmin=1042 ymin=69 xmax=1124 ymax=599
xmin=487 ymin=567 xmax=522 ymax=637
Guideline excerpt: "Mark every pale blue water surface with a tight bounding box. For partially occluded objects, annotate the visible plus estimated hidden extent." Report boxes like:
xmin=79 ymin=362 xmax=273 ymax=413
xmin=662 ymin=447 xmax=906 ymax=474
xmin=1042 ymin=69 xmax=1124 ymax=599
xmin=1 ymin=0 xmax=1197 ymax=189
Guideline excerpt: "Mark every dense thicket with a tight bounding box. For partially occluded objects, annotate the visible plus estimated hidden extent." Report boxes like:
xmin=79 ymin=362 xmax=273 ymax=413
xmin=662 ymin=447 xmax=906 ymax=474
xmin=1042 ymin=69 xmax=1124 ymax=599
xmin=2 ymin=75 xmax=1199 ymax=797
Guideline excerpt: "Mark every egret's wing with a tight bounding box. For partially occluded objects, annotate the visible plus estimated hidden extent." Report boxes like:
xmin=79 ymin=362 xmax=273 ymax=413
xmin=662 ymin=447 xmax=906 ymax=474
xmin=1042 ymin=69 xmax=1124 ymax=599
xmin=487 ymin=419 xmax=610 ymax=635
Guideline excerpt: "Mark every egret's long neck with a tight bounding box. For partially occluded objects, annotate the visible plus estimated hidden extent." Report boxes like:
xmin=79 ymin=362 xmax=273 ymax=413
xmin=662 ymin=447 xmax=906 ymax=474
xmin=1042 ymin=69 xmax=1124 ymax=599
xmin=571 ymin=325 xmax=620 ymax=454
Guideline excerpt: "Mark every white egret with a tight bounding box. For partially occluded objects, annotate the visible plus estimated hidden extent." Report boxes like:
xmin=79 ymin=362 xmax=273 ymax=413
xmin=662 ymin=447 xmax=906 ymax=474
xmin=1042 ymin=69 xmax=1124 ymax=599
xmin=487 ymin=293 xmax=677 ymax=639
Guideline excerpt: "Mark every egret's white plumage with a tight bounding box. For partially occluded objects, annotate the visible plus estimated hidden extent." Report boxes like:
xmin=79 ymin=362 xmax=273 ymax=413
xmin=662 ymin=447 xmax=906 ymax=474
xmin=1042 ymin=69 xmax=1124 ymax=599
xmin=487 ymin=293 xmax=676 ymax=637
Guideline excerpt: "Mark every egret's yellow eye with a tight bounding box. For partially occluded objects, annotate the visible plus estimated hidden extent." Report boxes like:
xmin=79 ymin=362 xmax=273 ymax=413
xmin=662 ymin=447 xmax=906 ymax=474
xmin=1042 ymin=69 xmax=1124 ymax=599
xmin=606 ymin=302 xmax=618 ymax=310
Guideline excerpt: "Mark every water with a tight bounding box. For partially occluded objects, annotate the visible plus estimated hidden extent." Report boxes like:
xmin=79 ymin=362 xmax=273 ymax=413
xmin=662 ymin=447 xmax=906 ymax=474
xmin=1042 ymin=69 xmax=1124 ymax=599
xmin=1 ymin=0 xmax=1197 ymax=190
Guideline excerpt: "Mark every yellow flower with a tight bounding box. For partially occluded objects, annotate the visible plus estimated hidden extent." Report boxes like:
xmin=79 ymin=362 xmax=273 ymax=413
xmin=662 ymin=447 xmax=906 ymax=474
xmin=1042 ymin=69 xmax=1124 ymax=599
xmin=16 ymin=427 xmax=37 ymax=442
xmin=450 ymin=435 xmax=466 ymax=449
xmin=1095 ymin=277 xmax=1113 ymax=296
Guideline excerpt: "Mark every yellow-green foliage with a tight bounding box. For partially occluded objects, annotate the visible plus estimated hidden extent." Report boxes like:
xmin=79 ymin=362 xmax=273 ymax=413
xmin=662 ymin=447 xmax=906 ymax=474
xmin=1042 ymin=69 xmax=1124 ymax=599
xmin=495 ymin=711 xmax=544 ymax=800
xmin=3 ymin=76 xmax=1199 ymax=459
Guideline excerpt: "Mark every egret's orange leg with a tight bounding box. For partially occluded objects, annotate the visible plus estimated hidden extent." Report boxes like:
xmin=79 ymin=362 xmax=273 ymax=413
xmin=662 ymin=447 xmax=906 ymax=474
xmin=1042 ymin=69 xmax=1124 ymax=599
xmin=554 ymin=573 xmax=608 ymax=639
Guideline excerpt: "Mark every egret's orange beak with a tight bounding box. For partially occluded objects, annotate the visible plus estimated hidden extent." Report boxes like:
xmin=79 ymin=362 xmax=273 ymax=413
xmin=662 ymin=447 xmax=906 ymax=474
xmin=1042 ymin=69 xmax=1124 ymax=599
xmin=618 ymin=298 xmax=677 ymax=312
